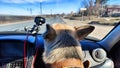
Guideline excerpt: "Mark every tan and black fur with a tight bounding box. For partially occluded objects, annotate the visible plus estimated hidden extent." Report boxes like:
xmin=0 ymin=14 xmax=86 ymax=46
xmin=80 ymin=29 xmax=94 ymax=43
xmin=42 ymin=23 xmax=95 ymax=68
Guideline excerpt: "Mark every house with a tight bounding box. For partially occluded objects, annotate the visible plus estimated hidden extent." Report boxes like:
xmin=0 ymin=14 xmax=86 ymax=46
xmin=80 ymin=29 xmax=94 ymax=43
xmin=106 ymin=5 xmax=120 ymax=17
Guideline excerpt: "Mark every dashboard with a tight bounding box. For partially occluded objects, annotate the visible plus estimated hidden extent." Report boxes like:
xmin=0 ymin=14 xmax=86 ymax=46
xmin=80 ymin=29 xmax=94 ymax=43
xmin=0 ymin=34 xmax=114 ymax=68
xmin=81 ymin=40 xmax=114 ymax=68
xmin=0 ymin=39 xmax=35 ymax=68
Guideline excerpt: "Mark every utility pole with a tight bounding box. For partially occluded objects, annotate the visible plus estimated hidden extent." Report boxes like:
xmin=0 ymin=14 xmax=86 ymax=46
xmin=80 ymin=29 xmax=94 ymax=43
xmin=30 ymin=8 xmax=32 ymax=15
xmin=27 ymin=8 xmax=32 ymax=15
xmin=51 ymin=9 xmax=52 ymax=16
xmin=40 ymin=2 xmax=42 ymax=15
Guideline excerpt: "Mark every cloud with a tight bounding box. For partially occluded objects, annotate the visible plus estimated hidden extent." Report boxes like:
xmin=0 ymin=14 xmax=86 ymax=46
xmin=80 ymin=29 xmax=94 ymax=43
xmin=0 ymin=0 xmax=76 ymax=4
xmin=0 ymin=0 xmax=56 ymax=3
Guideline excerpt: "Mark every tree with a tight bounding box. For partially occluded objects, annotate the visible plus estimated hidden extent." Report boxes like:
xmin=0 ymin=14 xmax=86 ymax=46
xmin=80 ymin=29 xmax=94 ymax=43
xmin=95 ymin=0 xmax=109 ymax=16
xmin=79 ymin=0 xmax=94 ymax=16
xmin=96 ymin=0 xmax=109 ymax=5
xmin=78 ymin=0 xmax=109 ymax=16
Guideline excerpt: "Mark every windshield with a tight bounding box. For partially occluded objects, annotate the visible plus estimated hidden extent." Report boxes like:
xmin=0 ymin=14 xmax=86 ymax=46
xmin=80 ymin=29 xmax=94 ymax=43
xmin=0 ymin=0 xmax=119 ymax=40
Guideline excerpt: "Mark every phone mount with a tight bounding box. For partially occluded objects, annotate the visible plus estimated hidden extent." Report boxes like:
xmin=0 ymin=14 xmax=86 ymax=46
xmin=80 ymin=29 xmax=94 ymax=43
xmin=24 ymin=16 xmax=46 ymax=35
xmin=34 ymin=16 xmax=45 ymax=26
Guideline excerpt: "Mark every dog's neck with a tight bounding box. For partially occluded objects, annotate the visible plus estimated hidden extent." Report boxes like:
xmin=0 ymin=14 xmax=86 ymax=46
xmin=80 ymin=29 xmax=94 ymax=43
xmin=45 ymin=58 xmax=84 ymax=68
xmin=43 ymin=33 xmax=84 ymax=64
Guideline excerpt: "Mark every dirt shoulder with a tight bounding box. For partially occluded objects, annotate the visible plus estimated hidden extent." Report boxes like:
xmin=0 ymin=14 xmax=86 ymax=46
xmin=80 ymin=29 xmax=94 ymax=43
xmin=0 ymin=20 xmax=34 ymax=26
xmin=0 ymin=15 xmax=34 ymax=24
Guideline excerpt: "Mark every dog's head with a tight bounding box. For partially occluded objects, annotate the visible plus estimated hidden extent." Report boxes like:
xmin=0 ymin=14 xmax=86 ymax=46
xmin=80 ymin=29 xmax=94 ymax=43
xmin=43 ymin=23 xmax=94 ymax=49
xmin=43 ymin=23 xmax=94 ymax=68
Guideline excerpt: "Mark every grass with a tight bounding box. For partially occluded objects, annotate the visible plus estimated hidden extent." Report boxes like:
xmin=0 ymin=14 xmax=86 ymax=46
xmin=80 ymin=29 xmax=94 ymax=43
xmin=68 ymin=16 xmax=120 ymax=26
xmin=89 ymin=17 xmax=120 ymax=26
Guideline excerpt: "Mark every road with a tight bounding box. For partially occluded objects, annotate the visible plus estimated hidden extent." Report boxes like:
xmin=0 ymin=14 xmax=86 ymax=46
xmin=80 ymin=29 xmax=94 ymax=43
xmin=0 ymin=17 xmax=65 ymax=33
xmin=0 ymin=17 xmax=115 ymax=40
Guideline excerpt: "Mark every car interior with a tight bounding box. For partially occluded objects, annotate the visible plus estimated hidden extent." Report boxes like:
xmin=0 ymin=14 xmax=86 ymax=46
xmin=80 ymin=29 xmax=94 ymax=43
xmin=0 ymin=17 xmax=119 ymax=68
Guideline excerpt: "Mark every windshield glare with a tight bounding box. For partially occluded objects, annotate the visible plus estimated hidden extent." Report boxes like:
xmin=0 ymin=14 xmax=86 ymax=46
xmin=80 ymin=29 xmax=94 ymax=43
xmin=0 ymin=0 xmax=119 ymax=40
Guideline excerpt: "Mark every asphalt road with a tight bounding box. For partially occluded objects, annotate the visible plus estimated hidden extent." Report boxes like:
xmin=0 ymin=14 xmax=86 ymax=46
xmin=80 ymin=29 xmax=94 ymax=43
xmin=0 ymin=17 xmax=65 ymax=33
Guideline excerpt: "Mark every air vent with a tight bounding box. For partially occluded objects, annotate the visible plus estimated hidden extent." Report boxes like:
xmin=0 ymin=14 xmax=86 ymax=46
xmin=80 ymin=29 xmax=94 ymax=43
xmin=92 ymin=48 xmax=106 ymax=62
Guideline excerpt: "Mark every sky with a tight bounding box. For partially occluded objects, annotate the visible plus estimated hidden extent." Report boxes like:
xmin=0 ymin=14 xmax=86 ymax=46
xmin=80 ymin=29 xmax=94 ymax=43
xmin=0 ymin=0 xmax=120 ymax=16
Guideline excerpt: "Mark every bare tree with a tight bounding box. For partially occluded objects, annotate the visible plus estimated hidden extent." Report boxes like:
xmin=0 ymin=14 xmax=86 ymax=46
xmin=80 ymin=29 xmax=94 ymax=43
xmin=95 ymin=0 xmax=109 ymax=16
xmin=78 ymin=0 xmax=109 ymax=17
xmin=89 ymin=0 xmax=94 ymax=15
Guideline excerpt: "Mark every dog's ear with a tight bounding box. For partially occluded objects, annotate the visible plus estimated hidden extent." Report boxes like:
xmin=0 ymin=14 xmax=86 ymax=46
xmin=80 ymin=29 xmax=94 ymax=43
xmin=43 ymin=24 xmax=56 ymax=41
xmin=75 ymin=25 xmax=95 ymax=40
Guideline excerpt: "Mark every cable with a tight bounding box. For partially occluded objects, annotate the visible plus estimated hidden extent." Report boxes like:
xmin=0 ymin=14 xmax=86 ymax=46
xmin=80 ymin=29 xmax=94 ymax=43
xmin=32 ymin=47 xmax=39 ymax=68
xmin=24 ymin=34 xmax=29 ymax=68
xmin=24 ymin=34 xmax=40 ymax=68
xmin=32 ymin=35 xmax=40 ymax=68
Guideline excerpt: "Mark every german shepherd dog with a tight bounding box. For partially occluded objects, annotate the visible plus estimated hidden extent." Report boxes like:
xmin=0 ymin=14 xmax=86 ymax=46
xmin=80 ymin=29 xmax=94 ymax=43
xmin=42 ymin=23 xmax=94 ymax=68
